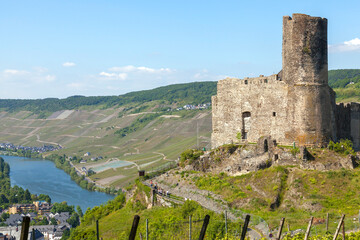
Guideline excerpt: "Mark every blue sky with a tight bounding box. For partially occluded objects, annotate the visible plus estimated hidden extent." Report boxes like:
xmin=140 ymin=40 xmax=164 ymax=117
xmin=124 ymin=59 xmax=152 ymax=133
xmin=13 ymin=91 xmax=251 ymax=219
xmin=1 ymin=0 xmax=360 ymax=99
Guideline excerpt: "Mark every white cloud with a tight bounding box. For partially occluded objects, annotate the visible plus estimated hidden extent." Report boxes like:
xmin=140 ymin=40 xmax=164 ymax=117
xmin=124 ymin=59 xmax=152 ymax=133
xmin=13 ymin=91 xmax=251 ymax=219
xmin=3 ymin=69 xmax=29 ymax=75
xmin=329 ymin=38 xmax=360 ymax=52
xmin=193 ymin=69 xmax=230 ymax=81
xmin=44 ymin=75 xmax=56 ymax=82
xmin=62 ymin=62 xmax=76 ymax=67
xmin=67 ymin=82 xmax=84 ymax=89
xmin=108 ymin=65 xmax=173 ymax=73
xmin=1 ymin=68 xmax=56 ymax=84
xmin=99 ymin=72 xmax=128 ymax=80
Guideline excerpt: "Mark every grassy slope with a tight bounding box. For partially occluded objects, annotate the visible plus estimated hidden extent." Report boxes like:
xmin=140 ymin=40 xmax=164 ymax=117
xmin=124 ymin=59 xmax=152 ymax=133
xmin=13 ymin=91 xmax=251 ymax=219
xmin=189 ymin=165 xmax=360 ymax=234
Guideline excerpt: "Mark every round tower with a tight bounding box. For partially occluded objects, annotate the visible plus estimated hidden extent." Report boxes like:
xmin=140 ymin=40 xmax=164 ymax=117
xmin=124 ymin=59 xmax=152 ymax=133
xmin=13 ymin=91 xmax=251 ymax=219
xmin=282 ymin=14 xmax=336 ymax=147
xmin=282 ymin=13 xmax=328 ymax=85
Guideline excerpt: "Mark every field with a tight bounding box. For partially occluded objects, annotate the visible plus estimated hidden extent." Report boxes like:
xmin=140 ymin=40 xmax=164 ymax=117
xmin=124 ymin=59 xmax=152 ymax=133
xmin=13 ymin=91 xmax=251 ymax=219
xmin=0 ymin=104 xmax=212 ymax=188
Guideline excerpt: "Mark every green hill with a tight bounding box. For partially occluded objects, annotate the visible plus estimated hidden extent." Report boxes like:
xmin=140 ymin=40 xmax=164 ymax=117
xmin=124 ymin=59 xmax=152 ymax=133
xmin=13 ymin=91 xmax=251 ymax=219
xmin=329 ymin=69 xmax=360 ymax=102
xmin=0 ymin=81 xmax=217 ymax=116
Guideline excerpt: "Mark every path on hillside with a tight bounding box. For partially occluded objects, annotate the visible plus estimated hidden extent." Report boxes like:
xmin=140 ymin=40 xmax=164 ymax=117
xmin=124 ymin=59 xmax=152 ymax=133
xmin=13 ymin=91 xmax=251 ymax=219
xmin=146 ymin=171 xmax=269 ymax=239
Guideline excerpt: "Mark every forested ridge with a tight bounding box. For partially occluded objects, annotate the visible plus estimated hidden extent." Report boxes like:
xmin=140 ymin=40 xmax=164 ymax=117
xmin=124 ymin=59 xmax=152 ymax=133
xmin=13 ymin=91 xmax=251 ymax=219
xmin=0 ymin=69 xmax=359 ymax=116
xmin=328 ymin=69 xmax=360 ymax=88
xmin=0 ymin=82 xmax=217 ymax=114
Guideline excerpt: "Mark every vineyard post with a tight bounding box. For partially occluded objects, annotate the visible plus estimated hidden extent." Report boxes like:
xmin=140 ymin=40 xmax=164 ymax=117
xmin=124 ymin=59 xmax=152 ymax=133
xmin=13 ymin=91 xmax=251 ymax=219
xmin=276 ymin=218 xmax=285 ymax=240
xmin=129 ymin=215 xmax=140 ymax=240
xmin=198 ymin=215 xmax=210 ymax=240
xmin=20 ymin=216 xmax=30 ymax=240
xmin=333 ymin=214 xmax=345 ymax=240
xmin=146 ymin=219 xmax=149 ymax=240
xmin=240 ymin=215 xmax=250 ymax=240
xmin=326 ymin=213 xmax=329 ymax=232
xmin=96 ymin=219 xmax=99 ymax=240
xmin=225 ymin=210 xmax=228 ymax=237
xmin=342 ymin=220 xmax=345 ymax=240
xmin=189 ymin=215 xmax=192 ymax=240
xmin=304 ymin=216 xmax=314 ymax=240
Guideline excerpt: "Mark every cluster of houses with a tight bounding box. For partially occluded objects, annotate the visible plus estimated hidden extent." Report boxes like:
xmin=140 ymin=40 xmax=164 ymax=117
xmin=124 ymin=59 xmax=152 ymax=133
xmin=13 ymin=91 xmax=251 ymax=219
xmin=176 ymin=103 xmax=211 ymax=111
xmin=0 ymin=201 xmax=71 ymax=240
xmin=0 ymin=143 xmax=61 ymax=154
xmin=8 ymin=201 xmax=51 ymax=215
xmin=80 ymin=152 xmax=103 ymax=162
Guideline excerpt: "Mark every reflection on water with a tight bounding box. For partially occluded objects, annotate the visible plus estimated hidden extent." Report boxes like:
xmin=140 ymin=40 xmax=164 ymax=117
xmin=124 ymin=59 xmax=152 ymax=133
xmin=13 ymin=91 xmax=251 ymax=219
xmin=1 ymin=155 xmax=114 ymax=211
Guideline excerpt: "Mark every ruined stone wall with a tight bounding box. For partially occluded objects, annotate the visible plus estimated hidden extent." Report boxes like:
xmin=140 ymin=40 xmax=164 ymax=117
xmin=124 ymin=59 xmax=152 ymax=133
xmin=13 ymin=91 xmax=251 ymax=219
xmin=212 ymin=74 xmax=291 ymax=147
xmin=335 ymin=103 xmax=351 ymax=141
xmin=334 ymin=102 xmax=360 ymax=150
xmin=349 ymin=103 xmax=360 ymax=150
xmin=212 ymin=13 xmax=338 ymax=148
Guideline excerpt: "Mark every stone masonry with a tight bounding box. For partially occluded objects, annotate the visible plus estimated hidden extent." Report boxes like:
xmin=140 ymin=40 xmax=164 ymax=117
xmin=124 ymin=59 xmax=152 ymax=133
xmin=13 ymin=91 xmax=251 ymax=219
xmin=212 ymin=13 xmax=360 ymax=149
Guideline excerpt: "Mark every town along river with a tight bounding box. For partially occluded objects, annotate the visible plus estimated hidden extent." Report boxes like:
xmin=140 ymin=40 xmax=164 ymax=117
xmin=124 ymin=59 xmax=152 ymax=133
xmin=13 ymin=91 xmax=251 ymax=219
xmin=1 ymin=155 xmax=114 ymax=211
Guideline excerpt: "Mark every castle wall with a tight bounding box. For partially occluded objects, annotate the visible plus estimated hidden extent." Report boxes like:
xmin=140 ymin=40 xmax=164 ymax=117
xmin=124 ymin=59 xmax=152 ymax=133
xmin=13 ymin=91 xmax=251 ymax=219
xmin=350 ymin=103 xmax=360 ymax=150
xmin=212 ymin=14 xmax=339 ymax=148
xmin=335 ymin=102 xmax=360 ymax=150
xmin=212 ymin=74 xmax=291 ymax=147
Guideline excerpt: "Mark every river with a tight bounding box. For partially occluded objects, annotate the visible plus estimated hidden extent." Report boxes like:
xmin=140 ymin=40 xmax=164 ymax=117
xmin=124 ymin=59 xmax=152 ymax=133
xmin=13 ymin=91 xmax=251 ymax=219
xmin=1 ymin=155 xmax=114 ymax=211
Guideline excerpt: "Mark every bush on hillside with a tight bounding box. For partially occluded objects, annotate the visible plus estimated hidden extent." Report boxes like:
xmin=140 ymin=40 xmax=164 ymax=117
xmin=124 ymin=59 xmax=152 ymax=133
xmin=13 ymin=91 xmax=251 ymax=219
xmin=179 ymin=149 xmax=204 ymax=167
xmin=328 ymin=139 xmax=355 ymax=155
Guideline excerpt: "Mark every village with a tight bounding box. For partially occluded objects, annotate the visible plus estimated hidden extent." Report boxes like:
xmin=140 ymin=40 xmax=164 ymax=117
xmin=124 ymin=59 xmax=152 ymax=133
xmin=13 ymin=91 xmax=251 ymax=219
xmin=0 ymin=201 xmax=73 ymax=240
xmin=0 ymin=143 xmax=62 ymax=154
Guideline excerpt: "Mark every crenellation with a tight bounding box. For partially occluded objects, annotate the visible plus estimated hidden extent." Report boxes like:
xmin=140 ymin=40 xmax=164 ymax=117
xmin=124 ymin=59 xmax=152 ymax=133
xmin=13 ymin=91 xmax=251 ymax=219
xmin=212 ymin=13 xmax=360 ymax=150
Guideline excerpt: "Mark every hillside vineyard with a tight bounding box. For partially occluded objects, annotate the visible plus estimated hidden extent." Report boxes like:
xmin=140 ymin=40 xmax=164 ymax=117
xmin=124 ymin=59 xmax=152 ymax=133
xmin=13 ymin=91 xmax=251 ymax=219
xmin=212 ymin=14 xmax=360 ymax=149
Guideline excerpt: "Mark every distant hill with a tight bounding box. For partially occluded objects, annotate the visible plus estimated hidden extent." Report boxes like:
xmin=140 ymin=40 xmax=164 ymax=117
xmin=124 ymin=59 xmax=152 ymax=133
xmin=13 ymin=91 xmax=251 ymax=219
xmin=329 ymin=69 xmax=360 ymax=102
xmin=0 ymin=69 xmax=359 ymax=116
xmin=328 ymin=69 xmax=360 ymax=88
xmin=0 ymin=81 xmax=217 ymax=115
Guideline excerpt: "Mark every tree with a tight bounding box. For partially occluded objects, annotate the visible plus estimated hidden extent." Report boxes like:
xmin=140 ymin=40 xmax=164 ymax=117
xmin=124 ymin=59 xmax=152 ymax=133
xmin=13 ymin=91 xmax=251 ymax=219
xmin=50 ymin=218 xmax=57 ymax=225
xmin=67 ymin=213 xmax=80 ymax=228
xmin=38 ymin=217 xmax=49 ymax=225
xmin=24 ymin=189 xmax=31 ymax=202
xmin=51 ymin=202 xmax=74 ymax=214
xmin=76 ymin=206 xmax=83 ymax=218
xmin=0 ymin=194 xmax=9 ymax=204
xmin=38 ymin=194 xmax=51 ymax=204
xmin=0 ymin=212 xmax=9 ymax=222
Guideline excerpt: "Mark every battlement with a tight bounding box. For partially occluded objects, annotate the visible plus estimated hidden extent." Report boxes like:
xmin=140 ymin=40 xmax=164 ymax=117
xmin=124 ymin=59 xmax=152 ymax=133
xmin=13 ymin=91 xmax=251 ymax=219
xmin=284 ymin=13 xmax=327 ymax=22
xmin=218 ymin=74 xmax=283 ymax=88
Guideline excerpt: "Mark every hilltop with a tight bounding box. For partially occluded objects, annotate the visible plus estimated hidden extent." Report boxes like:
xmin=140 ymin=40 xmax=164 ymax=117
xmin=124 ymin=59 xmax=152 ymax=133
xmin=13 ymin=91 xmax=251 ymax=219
xmin=0 ymin=82 xmax=217 ymax=189
xmin=329 ymin=69 xmax=360 ymax=102
xmin=0 ymin=81 xmax=217 ymax=118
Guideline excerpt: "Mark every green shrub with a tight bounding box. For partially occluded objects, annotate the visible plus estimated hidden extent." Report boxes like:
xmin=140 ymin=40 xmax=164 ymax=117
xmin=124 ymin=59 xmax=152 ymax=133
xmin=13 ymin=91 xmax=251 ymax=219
xmin=179 ymin=149 xmax=204 ymax=167
xmin=328 ymin=139 xmax=355 ymax=155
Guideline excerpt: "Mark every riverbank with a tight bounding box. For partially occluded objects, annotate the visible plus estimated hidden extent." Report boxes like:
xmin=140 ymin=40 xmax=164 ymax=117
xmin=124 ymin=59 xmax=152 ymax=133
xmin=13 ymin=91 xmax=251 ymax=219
xmin=1 ymin=150 xmax=121 ymax=195
xmin=2 ymin=155 xmax=114 ymax=211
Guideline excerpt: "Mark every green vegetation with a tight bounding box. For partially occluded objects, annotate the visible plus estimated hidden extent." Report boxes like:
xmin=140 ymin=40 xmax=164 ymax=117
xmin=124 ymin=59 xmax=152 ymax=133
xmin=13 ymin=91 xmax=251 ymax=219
xmin=0 ymin=82 xmax=216 ymax=117
xmin=0 ymin=157 xmax=51 ymax=210
xmin=115 ymin=113 xmax=162 ymax=137
xmin=179 ymin=149 xmax=204 ymax=167
xmin=328 ymin=69 xmax=360 ymax=88
xmin=328 ymin=69 xmax=360 ymax=102
xmin=328 ymin=139 xmax=355 ymax=155
xmin=69 ymin=182 xmax=244 ymax=240
xmin=188 ymin=166 xmax=360 ymax=235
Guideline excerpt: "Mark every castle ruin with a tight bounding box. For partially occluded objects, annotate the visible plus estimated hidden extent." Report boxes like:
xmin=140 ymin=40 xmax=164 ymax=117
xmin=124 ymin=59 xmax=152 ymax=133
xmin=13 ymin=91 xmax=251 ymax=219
xmin=212 ymin=14 xmax=360 ymax=149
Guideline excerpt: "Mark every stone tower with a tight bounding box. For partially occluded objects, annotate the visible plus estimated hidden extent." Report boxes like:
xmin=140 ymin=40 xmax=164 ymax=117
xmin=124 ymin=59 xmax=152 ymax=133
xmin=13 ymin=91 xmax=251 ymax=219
xmin=282 ymin=14 xmax=336 ymax=146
